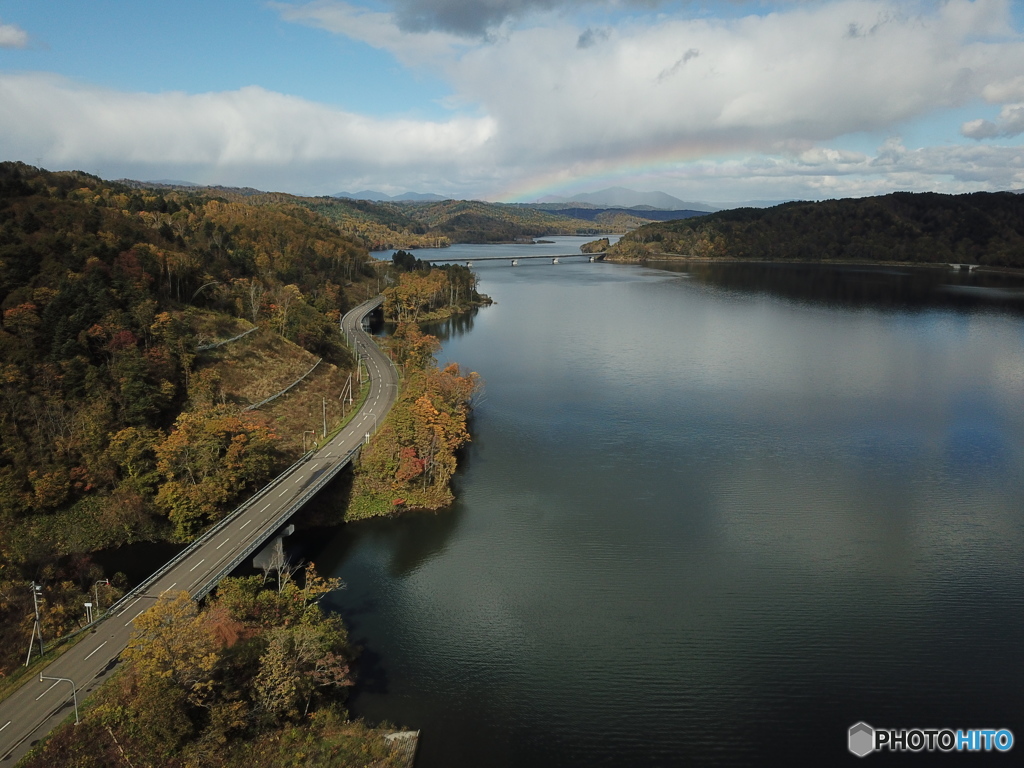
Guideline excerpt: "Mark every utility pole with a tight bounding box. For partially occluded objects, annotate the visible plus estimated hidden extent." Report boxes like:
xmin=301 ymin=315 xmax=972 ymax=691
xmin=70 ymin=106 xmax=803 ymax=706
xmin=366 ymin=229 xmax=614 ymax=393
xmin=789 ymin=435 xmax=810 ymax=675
xmin=339 ymin=372 xmax=353 ymax=412
xmin=25 ymin=582 xmax=44 ymax=666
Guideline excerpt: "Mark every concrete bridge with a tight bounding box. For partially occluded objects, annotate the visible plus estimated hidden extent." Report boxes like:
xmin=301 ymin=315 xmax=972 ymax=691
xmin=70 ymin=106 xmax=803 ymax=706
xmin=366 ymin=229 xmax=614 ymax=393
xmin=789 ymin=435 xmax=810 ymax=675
xmin=0 ymin=296 xmax=398 ymax=764
xmin=419 ymin=252 xmax=605 ymax=265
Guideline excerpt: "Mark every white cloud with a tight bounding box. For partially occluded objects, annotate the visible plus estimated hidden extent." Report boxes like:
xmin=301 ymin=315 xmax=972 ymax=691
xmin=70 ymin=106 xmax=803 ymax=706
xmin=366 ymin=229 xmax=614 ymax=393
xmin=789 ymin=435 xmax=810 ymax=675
xmin=962 ymin=103 xmax=1024 ymax=139
xmin=0 ymin=18 xmax=28 ymax=48
xmin=3 ymin=1 xmax=1024 ymax=200
xmin=279 ymin=1 xmax=1024 ymax=164
xmin=449 ymin=0 xmax=1024 ymax=165
xmin=644 ymin=139 xmax=1024 ymax=201
xmin=0 ymin=72 xmax=496 ymax=193
xmin=981 ymin=75 xmax=1024 ymax=103
xmin=272 ymin=1 xmax=469 ymax=66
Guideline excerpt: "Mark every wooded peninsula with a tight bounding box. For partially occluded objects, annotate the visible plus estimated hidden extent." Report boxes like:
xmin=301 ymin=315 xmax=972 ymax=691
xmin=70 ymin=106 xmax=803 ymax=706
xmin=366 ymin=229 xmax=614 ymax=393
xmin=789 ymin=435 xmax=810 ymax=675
xmin=604 ymin=191 xmax=1024 ymax=268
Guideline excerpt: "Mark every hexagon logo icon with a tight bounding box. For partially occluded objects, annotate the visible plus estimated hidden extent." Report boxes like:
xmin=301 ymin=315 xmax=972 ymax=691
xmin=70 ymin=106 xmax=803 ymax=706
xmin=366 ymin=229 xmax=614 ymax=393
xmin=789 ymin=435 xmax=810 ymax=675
xmin=849 ymin=722 xmax=875 ymax=757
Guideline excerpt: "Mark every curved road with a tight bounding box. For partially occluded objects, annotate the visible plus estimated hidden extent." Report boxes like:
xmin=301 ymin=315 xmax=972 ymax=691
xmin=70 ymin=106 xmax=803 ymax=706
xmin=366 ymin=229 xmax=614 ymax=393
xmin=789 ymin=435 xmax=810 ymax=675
xmin=0 ymin=297 xmax=397 ymax=765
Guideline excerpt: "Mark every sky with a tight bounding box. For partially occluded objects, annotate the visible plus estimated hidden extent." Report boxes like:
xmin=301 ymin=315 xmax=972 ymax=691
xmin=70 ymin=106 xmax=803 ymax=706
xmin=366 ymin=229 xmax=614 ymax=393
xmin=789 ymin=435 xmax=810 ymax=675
xmin=1 ymin=0 xmax=1023 ymax=203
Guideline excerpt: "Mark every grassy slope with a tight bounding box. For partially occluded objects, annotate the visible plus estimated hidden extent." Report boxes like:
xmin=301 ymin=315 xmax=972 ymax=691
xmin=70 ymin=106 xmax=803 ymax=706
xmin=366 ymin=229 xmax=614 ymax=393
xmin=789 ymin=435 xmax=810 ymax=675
xmin=197 ymin=326 xmax=360 ymax=459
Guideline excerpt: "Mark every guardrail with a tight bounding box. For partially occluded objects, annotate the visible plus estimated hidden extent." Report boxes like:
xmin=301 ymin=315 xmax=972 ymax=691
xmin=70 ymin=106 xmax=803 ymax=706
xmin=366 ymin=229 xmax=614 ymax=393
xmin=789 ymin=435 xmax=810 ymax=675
xmin=102 ymin=444 xmax=316 ymax=618
xmin=244 ymin=358 xmax=322 ymax=411
xmin=191 ymin=443 xmax=361 ymax=598
xmin=196 ymin=326 xmax=257 ymax=351
xmin=99 ymin=296 xmax=386 ymax=620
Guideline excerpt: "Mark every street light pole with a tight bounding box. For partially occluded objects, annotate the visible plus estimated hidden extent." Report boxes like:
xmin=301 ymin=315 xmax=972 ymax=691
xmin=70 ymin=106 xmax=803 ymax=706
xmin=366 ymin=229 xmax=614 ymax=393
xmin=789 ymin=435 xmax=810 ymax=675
xmin=24 ymin=582 xmax=43 ymax=666
xmin=93 ymin=579 xmax=110 ymax=611
xmin=39 ymin=674 xmax=79 ymax=725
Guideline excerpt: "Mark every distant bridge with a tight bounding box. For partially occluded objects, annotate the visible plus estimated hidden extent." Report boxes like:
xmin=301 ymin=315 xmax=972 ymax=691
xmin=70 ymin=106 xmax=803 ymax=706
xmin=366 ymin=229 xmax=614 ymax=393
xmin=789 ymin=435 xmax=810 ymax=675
xmin=419 ymin=252 xmax=606 ymax=265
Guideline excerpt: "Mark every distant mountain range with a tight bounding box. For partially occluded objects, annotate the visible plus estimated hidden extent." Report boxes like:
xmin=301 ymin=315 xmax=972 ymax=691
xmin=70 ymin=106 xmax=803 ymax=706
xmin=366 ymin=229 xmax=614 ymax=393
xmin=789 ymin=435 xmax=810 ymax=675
xmin=536 ymin=187 xmax=718 ymax=211
xmin=130 ymin=180 xmax=793 ymax=211
xmin=333 ymin=190 xmax=449 ymax=202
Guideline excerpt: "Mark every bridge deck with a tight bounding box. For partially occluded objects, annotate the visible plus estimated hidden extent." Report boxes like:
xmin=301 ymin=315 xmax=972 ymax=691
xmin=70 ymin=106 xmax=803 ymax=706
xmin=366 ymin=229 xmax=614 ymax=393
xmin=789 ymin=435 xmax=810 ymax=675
xmin=420 ymin=252 xmax=604 ymax=262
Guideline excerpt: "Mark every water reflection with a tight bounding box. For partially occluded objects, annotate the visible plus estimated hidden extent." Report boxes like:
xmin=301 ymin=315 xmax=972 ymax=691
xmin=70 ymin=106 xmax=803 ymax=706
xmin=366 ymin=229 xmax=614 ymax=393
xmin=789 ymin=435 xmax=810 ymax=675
xmin=423 ymin=306 xmax=478 ymax=342
xmin=313 ymin=259 xmax=1024 ymax=767
xmin=658 ymin=261 xmax=1024 ymax=312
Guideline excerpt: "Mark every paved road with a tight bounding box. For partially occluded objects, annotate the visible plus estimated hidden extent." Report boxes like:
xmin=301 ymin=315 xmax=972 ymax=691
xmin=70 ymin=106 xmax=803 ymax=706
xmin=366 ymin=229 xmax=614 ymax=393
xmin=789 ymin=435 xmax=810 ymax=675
xmin=0 ymin=296 xmax=397 ymax=765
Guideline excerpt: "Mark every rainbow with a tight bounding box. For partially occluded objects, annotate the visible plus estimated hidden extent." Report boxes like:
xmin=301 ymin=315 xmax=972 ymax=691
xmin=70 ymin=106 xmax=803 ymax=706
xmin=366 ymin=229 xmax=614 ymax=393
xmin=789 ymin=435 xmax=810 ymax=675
xmin=494 ymin=137 xmax=741 ymax=203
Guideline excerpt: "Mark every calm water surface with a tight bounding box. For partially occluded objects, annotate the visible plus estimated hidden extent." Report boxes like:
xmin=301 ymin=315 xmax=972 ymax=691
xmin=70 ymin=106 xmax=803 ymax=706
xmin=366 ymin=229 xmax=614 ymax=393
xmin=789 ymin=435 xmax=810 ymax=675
xmin=311 ymin=240 xmax=1024 ymax=765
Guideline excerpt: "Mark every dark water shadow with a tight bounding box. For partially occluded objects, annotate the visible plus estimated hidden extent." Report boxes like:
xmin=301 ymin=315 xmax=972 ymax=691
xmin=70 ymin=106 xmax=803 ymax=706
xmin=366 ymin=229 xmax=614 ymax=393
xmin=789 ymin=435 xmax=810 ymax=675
xmin=656 ymin=261 xmax=1024 ymax=314
xmin=92 ymin=540 xmax=187 ymax=587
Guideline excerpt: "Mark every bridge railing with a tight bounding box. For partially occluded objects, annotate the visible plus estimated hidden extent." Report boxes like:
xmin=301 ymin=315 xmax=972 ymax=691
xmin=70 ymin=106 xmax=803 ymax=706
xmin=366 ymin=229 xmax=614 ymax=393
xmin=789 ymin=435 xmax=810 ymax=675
xmin=102 ymin=444 xmax=318 ymax=619
xmin=191 ymin=443 xmax=362 ymax=598
xmin=101 ymin=296 xmax=387 ymax=620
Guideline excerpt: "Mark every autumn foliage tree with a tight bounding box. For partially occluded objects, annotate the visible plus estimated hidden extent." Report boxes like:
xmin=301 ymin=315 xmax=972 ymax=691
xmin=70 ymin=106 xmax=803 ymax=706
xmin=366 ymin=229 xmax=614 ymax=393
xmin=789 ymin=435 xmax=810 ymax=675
xmin=155 ymin=407 xmax=279 ymax=539
xmin=352 ymin=344 xmax=480 ymax=517
xmin=20 ymin=571 xmax=373 ymax=768
xmin=0 ymin=162 xmax=374 ymax=673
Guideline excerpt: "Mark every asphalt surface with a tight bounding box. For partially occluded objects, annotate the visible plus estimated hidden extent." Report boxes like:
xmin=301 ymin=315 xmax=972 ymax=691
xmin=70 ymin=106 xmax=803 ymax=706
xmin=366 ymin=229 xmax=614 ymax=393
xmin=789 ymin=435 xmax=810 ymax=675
xmin=0 ymin=296 xmax=397 ymax=764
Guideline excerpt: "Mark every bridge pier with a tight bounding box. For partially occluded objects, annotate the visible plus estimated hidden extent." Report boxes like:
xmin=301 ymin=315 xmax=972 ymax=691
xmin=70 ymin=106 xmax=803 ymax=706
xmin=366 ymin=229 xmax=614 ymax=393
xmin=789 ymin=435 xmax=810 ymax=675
xmin=253 ymin=524 xmax=295 ymax=573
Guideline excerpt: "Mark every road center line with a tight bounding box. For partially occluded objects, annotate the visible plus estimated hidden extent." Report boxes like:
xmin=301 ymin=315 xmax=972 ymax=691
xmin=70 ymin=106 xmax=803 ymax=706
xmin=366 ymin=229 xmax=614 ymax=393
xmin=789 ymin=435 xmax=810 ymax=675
xmin=35 ymin=681 xmax=60 ymax=700
xmin=126 ymin=608 xmax=148 ymax=626
xmin=163 ymin=582 xmax=177 ymax=593
xmin=84 ymin=640 xmax=108 ymax=661
xmin=278 ymin=487 xmax=289 ymax=496
xmin=0 ymin=721 xmax=10 ymax=732
xmin=216 ymin=537 xmax=231 ymax=550
xmin=240 ymin=519 xmax=252 ymax=529
xmin=189 ymin=559 xmax=205 ymax=572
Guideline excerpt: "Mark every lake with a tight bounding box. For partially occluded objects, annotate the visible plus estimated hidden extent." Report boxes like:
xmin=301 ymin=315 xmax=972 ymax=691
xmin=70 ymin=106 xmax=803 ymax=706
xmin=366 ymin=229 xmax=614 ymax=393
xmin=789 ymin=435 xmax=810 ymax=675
xmin=305 ymin=239 xmax=1024 ymax=765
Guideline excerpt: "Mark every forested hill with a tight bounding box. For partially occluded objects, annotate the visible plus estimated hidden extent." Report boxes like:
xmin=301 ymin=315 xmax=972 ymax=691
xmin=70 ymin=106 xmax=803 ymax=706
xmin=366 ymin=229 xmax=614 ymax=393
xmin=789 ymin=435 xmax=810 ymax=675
xmin=0 ymin=161 xmax=389 ymax=671
xmin=123 ymin=181 xmax=613 ymax=248
xmin=605 ymin=192 xmax=1024 ymax=268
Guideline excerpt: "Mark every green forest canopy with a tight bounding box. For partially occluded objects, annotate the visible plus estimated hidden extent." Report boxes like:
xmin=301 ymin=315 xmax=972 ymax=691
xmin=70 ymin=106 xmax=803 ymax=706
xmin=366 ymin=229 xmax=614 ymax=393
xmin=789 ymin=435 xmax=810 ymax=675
xmin=606 ymin=191 xmax=1024 ymax=267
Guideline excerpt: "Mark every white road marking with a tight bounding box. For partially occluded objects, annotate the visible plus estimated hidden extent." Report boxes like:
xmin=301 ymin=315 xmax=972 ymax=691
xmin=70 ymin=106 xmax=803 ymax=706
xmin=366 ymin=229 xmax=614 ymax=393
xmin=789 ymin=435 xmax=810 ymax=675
xmin=217 ymin=537 xmax=231 ymax=550
xmin=189 ymin=559 xmax=205 ymax=572
xmin=116 ymin=597 xmax=142 ymax=617
xmin=162 ymin=583 xmax=177 ymax=593
xmin=36 ymin=681 xmax=60 ymax=700
xmin=126 ymin=608 xmax=148 ymax=626
xmin=309 ymin=463 xmax=319 ymax=470
xmin=240 ymin=519 xmax=252 ymax=529
xmin=84 ymin=641 xmax=108 ymax=661
xmin=260 ymin=504 xmax=271 ymax=512
xmin=278 ymin=487 xmax=289 ymax=496
xmin=0 ymin=721 xmax=10 ymax=732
